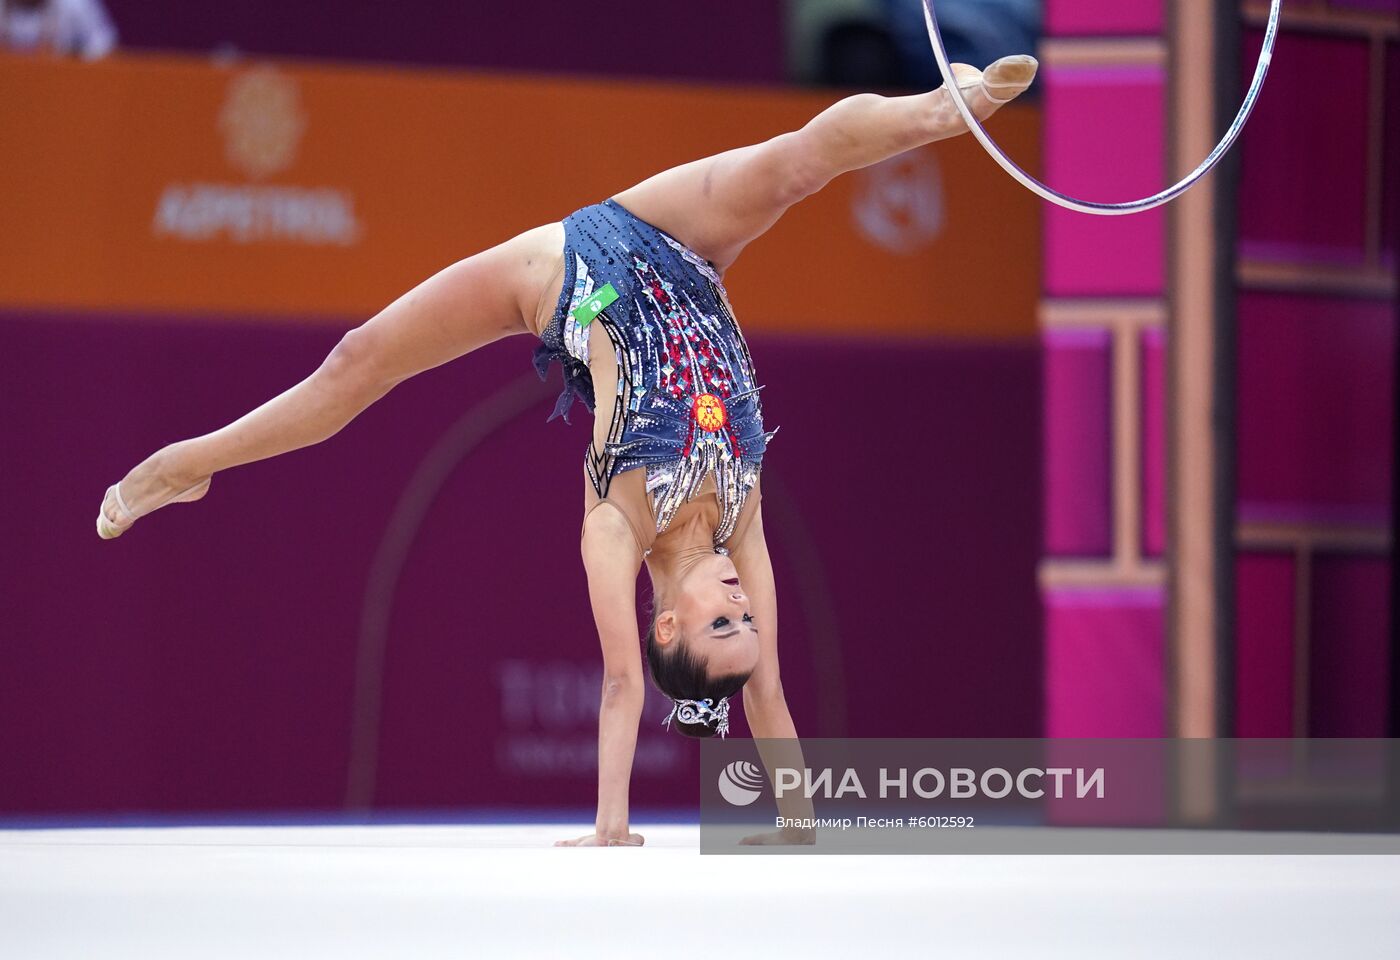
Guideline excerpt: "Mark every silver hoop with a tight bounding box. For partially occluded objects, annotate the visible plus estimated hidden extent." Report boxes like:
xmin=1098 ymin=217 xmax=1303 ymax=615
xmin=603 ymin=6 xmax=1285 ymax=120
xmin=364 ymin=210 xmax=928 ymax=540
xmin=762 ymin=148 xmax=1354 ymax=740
xmin=921 ymin=0 xmax=1283 ymax=216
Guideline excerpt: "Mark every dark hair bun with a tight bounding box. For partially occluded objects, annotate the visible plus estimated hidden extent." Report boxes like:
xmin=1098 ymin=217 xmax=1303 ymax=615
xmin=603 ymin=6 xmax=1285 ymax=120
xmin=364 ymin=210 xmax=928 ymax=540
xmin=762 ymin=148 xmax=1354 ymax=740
xmin=672 ymin=716 xmax=722 ymax=738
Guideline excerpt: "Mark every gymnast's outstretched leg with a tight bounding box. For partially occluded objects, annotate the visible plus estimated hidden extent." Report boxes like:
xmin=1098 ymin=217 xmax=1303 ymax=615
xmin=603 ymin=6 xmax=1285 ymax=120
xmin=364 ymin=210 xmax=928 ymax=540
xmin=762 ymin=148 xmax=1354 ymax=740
xmin=96 ymin=224 xmax=560 ymax=537
xmin=611 ymin=55 xmax=1038 ymax=273
xmin=96 ymin=55 xmax=1037 ymax=537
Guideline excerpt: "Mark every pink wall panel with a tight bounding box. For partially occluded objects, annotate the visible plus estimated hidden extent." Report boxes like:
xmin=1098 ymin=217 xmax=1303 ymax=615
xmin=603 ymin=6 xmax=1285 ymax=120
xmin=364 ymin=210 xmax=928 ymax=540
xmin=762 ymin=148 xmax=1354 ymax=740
xmin=1234 ymin=553 xmax=1295 ymax=737
xmin=1045 ymin=329 xmax=1112 ymax=555
xmin=1044 ymin=0 xmax=1164 ymax=37
xmin=1044 ymin=67 xmax=1167 ymax=295
xmin=1140 ymin=327 xmax=1166 ymax=556
xmin=1309 ymin=555 xmax=1392 ymax=736
xmin=1237 ymin=291 xmax=1395 ymax=519
xmin=1045 ymin=589 xmax=1166 ymax=737
xmin=1237 ymin=31 xmax=1371 ymax=263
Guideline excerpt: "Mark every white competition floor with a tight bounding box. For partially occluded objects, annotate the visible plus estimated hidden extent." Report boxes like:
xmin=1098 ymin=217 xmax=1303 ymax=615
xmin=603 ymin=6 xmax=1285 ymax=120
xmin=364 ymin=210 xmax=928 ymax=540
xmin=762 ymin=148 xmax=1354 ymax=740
xmin=3 ymin=822 xmax=1398 ymax=958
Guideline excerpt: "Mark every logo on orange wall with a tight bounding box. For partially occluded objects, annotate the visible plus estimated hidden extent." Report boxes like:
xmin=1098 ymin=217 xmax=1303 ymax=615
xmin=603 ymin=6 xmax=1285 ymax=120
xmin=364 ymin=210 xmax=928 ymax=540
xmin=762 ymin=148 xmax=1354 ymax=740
xmin=219 ymin=66 xmax=306 ymax=180
xmin=852 ymin=150 xmax=945 ymax=255
xmin=151 ymin=64 xmax=361 ymax=248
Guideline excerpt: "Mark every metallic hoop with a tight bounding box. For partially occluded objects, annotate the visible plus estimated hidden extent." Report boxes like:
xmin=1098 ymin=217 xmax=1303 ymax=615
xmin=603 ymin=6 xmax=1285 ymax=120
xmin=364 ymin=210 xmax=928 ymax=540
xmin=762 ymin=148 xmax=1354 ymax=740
xmin=922 ymin=0 xmax=1283 ymax=215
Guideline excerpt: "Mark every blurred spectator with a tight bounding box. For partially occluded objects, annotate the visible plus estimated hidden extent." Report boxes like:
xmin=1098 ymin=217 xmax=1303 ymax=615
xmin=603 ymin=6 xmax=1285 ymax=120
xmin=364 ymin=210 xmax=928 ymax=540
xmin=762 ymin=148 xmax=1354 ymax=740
xmin=885 ymin=0 xmax=1040 ymax=92
xmin=0 ymin=0 xmax=117 ymax=60
xmin=788 ymin=0 xmax=1040 ymax=91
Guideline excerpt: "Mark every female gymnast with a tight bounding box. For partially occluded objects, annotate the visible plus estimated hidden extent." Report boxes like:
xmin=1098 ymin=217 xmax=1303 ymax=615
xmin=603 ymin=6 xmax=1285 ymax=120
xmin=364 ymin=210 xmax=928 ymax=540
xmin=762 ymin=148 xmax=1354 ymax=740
xmin=95 ymin=55 xmax=1037 ymax=846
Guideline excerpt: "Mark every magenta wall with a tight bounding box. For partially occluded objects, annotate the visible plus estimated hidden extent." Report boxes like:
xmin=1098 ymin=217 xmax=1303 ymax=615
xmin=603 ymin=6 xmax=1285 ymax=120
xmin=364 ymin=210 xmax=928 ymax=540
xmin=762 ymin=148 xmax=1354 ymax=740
xmin=1045 ymin=1 xmax=1163 ymax=37
xmin=100 ymin=1 xmax=786 ymax=85
xmin=1039 ymin=0 xmax=1170 ymax=737
xmin=1234 ymin=554 xmax=1296 ymax=738
xmin=1042 ymin=64 xmax=1166 ymax=296
xmin=1231 ymin=15 xmax=1397 ymax=738
xmin=1140 ymin=327 xmax=1166 ymax=557
xmin=0 ymin=312 xmax=1040 ymax=817
xmin=1237 ymin=293 xmax=1394 ymax=524
xmin=1043 ymin=329 xmax=1111 ymax=555
xmin=1045 ymin=590 xmax=1165 ymax=737
xmin=1238 ymin=32 xmax=1372 ymax=265
xmin=1043 ymin=1 xmax=1397 ymax=739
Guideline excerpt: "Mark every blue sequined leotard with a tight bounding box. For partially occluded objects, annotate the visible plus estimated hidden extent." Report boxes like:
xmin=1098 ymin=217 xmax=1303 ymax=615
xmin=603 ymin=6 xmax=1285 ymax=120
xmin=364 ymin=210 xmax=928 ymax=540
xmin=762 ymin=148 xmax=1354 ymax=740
xmin=533 ymin=197 xmax=777 ymax=546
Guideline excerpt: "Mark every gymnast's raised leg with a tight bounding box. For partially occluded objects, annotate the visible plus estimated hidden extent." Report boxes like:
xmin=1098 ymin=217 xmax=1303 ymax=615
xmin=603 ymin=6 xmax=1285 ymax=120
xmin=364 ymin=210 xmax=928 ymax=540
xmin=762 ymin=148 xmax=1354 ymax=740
xmin=608 ymin=54 xmax=1037 ymax=272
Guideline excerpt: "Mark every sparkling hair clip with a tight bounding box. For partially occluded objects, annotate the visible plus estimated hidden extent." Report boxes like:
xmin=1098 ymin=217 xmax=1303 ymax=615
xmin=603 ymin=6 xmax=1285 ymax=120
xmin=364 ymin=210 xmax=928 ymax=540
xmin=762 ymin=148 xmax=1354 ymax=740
xmin=662 ymin=696 xmax=731 ymax=738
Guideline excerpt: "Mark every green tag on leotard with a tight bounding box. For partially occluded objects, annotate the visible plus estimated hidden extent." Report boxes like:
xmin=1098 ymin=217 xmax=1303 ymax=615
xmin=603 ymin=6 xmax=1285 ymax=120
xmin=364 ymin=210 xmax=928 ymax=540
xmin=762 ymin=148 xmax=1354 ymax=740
xmin=571 ymin=282 xmax=619 ymax=326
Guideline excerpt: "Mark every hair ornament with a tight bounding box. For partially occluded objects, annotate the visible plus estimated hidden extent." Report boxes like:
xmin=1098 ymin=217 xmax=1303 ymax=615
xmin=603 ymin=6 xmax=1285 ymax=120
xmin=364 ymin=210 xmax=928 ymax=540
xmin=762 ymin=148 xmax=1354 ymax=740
xmin=662 ymin=696 xmax=731 ymax=737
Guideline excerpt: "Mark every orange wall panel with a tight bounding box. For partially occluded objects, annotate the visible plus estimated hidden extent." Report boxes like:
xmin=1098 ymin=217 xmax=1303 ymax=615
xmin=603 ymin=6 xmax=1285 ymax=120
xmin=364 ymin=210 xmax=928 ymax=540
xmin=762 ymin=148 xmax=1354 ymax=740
xmin=0 ymin=52 xmax=1040 ymax=337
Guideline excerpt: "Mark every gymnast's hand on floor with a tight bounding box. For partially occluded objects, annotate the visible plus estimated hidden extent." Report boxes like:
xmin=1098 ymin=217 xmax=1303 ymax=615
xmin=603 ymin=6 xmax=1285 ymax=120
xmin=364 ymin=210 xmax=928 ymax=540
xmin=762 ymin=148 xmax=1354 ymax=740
xmin=555 ymin=831 xmax=646 ymax=847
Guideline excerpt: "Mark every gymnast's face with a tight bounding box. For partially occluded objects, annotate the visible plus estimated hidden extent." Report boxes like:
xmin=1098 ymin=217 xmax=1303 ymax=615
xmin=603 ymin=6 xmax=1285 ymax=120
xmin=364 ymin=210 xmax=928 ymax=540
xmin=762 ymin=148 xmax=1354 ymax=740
xmin=654 ymin=553 xmax=760 ymax=679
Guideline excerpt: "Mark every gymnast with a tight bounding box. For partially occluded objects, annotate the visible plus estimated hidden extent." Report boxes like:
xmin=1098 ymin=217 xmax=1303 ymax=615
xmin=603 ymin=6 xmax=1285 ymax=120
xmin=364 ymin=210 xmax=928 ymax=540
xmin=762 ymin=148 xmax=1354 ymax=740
xmin=95 ymin=55 xmax=1038 ymax=846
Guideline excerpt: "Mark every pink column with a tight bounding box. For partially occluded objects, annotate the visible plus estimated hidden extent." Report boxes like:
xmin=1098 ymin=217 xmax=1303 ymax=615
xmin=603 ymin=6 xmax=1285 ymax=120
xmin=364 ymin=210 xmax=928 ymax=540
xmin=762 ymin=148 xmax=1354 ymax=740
xmin=1041 ymin=0 xmax=1170 ymax=737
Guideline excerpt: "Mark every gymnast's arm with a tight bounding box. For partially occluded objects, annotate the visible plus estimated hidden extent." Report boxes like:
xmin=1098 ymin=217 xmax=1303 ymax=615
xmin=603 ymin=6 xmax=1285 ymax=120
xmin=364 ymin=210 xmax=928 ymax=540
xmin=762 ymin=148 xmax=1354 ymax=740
xmin=556 ymin=505 xmax=648 ymax=847
xmin=730 ymin=498 xmax=788 ymax=732
xmin=729 ymin=492 xmax=816 ymax=843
